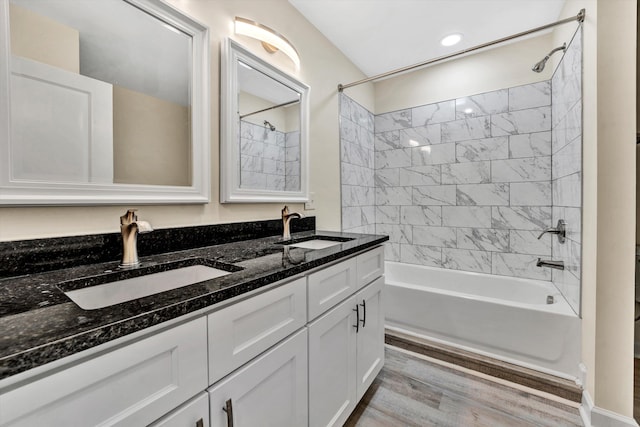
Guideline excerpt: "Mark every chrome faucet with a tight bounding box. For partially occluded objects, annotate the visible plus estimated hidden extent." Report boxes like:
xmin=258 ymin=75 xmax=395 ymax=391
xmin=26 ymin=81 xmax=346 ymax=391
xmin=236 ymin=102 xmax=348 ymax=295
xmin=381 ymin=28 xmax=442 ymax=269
xmin=537 ymin=219 xmax=566 ymax=243
xmin=281 ymin=205 xmax=301 ymax=240
xmin=536 ymin=258 xmax=565 ymax=270
xmin=119 ymin=209 xmax=153 ymax=269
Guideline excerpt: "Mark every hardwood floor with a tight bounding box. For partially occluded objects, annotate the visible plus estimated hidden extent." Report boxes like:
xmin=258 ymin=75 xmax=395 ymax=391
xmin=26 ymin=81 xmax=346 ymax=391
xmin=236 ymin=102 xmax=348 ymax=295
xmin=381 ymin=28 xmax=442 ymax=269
xmin=634 ymin=358 xmax=640 ymax=425
xmin=345 ymin=346 xmax=583 ymax=427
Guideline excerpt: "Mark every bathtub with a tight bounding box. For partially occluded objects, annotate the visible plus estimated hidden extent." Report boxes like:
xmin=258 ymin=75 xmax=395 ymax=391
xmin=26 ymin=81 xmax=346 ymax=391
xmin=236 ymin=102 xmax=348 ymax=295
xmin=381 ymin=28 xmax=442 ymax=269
xmin=384 ymin=261 xmax=581 ymax=380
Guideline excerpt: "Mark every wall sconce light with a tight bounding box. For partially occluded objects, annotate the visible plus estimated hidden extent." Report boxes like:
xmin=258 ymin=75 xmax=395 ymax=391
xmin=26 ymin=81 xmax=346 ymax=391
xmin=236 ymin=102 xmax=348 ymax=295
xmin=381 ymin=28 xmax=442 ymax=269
xmin=234 ymin=17 xmax=300 ymax=68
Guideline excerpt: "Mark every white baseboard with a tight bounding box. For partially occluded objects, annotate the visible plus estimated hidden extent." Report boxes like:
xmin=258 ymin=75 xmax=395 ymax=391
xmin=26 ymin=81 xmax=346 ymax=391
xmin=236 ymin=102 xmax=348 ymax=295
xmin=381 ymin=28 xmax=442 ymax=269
xmin=581 ymin=390 xmax=639 ymax=427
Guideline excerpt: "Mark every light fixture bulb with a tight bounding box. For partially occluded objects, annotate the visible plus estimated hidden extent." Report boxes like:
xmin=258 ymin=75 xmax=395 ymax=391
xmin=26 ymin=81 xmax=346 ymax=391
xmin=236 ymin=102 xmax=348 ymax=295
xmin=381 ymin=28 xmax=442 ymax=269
xmin=234 ymin=17 xmax=300 ymax=68
xmin=440 ymin=33 xmax=463 ymax=47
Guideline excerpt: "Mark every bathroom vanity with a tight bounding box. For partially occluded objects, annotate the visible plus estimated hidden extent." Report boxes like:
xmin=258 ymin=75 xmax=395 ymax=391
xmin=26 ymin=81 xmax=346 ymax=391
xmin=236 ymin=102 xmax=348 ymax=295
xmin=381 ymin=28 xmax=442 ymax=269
xmin=0 ymin=219 xmax=387 ymax=427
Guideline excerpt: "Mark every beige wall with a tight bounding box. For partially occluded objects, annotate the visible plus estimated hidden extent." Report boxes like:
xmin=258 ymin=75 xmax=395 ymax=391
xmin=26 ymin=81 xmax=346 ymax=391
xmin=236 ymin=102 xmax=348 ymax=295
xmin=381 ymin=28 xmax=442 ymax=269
xmin=113 ymin=85 xmax=191 ymax=187
xmin=374 ymin=33 xmax=553 ymax=114
xmin=9 ymin=3 xmax=79 ymax=74
xmin=239 ymin=91 xmax=289 ymax=130
xmin=0 ymin=0 xmax=374 ymax=241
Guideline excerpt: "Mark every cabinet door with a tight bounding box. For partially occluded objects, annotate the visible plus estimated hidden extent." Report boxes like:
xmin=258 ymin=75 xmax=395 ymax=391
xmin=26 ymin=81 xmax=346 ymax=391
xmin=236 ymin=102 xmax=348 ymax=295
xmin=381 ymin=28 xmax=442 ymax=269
xmin=307 ymin=257 xmax=357 ymax=321
xmin=150 ymin=392 xmax=209 ymax=427
xmin=0 ymin=318 xmax=208 ymax=427
xmin=308 ymin=296 xmax=357 ymax=427
xmin=208 ymin=277 xmax=306 ymax=384
xmin=208 ymin=329 xmax=308 ymax=427
xmin=355 ymin=277 xmax=385 ymax=401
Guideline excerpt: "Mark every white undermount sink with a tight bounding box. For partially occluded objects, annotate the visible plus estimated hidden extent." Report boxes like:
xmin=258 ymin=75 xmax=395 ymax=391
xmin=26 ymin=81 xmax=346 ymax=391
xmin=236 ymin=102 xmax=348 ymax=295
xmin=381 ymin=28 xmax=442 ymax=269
xmin=63 ymin=265 xmax=231 ymax=310
xmin=285 ymin=240 xmax=345 ymax=250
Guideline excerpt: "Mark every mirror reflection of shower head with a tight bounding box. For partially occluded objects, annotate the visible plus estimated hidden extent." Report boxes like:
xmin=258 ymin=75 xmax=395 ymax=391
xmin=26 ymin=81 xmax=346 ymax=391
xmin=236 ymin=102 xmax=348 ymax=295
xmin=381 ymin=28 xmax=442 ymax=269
xmin=264 ymin=120 xmax=276 ymax=131
xmin=532 ymin=43 xmax=567 ymax=73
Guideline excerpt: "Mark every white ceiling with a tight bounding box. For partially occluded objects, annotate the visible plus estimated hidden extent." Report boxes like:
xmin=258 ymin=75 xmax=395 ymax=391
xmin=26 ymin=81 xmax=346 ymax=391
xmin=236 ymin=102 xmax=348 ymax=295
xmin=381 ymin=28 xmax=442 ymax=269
xmin=289 ymin=0 xmax=566 ymax=77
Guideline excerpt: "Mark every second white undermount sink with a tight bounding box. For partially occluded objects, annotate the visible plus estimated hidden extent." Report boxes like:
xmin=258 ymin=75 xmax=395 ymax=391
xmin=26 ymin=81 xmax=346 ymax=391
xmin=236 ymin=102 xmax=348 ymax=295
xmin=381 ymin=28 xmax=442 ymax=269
xmin=62 ymin=262 xmax=236 ymax=310
xmin=285 ymin=240 xmax=345 ymax=250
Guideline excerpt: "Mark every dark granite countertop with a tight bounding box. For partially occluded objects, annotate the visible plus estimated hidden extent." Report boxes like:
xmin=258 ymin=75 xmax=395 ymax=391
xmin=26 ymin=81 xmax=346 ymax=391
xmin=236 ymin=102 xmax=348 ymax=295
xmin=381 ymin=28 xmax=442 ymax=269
xmin=0 ymin=229 xmax=387 ymax=380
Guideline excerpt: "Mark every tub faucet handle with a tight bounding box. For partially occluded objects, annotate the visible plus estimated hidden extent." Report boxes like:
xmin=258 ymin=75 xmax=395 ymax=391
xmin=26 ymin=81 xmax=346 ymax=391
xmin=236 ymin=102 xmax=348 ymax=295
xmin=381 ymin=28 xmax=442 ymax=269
xmin=537 ymin=219 xmax=566 ymax=243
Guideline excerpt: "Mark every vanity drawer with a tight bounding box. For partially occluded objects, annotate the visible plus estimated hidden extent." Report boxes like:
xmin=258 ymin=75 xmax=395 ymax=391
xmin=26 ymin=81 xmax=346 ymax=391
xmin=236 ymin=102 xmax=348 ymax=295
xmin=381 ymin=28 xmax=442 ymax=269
xmin=307 ymin=257 xmax=358 ymax=321
xmin=357 ymin=246 xmax=384 ymax=289
xmin=0 ymin=318 xmax=208 ymax=427
xmin=149 ymin=392 xmax=209 ymax=427
xmin=208 ymin=277 xmax=306 ymax=384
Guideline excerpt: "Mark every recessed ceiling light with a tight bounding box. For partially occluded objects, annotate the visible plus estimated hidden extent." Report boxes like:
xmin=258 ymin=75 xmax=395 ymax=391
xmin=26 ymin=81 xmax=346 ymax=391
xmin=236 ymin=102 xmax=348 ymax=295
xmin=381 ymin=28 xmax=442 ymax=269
xmin=441 ymin=33 xmax=462 ymax=47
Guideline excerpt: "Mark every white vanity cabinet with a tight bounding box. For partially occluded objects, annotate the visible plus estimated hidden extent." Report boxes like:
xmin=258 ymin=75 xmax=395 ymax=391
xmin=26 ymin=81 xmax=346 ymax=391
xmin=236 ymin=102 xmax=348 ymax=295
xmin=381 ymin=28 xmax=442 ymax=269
xmin=308 ymin=247 xmax=385 ymax=427
xmin=0 ymin=318 xmax=209 ymax=427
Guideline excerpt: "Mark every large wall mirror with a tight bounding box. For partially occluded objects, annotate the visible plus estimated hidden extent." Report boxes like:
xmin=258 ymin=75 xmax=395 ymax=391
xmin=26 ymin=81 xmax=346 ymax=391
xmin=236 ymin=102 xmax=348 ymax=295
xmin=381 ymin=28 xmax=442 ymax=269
xmin=0 ymin=0 xmax=210 ymax=205
xmin=220 ymin=38 xmax=309 ymax=203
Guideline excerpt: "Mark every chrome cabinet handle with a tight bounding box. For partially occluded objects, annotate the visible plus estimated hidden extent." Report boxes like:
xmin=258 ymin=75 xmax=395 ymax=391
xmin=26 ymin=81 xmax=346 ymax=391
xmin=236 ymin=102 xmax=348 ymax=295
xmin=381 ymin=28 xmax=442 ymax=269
xmin=360 ymin=299 xmax=366 ymax=328
xmin=196 ymin=418 xmax=204 ymax=427
xmin=353 ymin=306 xmax=360 ymax=333
xmin=222 ymin=398 xmax=234 ymax=427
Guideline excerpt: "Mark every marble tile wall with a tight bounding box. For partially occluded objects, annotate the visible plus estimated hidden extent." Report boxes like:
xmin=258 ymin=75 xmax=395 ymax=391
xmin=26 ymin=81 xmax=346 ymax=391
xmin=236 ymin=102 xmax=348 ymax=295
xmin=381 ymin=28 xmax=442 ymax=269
xmin=240 ymin=121 xmax=300 ymax=192
xmin=374 ymin=82 xmax=554 ymax=281
xmin=340 ymin=93 xmax=376 ymax=234
xmin=550 ymin=28 xmax=582 ymax=314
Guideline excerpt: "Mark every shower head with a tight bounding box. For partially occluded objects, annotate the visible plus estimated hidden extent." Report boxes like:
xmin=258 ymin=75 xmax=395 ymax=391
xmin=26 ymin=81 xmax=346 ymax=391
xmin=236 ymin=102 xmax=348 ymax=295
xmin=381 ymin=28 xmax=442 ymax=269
xmin=532 ymin=43 xmax=567 ymax=73
xmin=264 ymin=120 xmax=276 ymax=131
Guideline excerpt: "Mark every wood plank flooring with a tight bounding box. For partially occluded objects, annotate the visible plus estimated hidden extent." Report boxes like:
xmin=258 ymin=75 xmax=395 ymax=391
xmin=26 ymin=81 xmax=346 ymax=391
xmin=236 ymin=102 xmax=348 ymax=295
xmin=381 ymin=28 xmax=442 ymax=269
xmin=345 ymin=346 xmax=583 ymax=427
xmin=634 ymin=358 xmax=640 ymax=425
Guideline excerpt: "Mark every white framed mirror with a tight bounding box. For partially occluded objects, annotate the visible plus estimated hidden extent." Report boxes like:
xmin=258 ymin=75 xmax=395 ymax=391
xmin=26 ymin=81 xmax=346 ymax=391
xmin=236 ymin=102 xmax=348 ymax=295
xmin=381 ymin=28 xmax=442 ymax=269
xmin=0 ymin=0 xmax=210 ymax=205
xmin=220 ymin=38 xmax=309 ymax=203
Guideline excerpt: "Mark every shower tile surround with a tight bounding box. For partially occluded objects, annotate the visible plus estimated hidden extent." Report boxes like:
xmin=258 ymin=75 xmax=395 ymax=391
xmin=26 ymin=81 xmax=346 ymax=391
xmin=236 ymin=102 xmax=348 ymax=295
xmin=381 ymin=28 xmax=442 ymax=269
xmin=340 ymin=29 xmax=582 ymax=313
xmin=240 ymin=120 xmax=300 ymax=191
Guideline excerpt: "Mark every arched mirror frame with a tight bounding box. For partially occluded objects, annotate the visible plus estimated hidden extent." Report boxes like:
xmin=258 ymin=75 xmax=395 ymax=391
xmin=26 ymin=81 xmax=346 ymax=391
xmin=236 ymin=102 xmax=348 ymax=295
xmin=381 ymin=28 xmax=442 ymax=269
xmin=220 ymin=38 xmax=310 ymax=203
xmin=0 ymin=0 xmax=211 ymax=205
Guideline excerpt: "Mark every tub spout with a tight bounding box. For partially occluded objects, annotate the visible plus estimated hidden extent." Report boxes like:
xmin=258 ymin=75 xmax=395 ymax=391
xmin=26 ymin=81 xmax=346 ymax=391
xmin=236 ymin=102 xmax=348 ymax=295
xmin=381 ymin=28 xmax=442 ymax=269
xmin=536 ymin=258 xmax=564 ymax=270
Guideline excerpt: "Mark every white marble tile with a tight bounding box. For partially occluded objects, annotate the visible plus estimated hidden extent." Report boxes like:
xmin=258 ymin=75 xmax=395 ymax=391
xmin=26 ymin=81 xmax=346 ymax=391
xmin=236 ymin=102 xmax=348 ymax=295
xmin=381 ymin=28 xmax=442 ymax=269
xmin=412 ymin=100 xmax=456 ymax=126
xmin=491 ymin=106 xmax=551 ymax=136
xmin=240 ymin=155 xmax=262 ymax=173
xmin=342 ymin=140 xmax=373 ymax=168
xmin=509 ymin=182 xmax=551 ymax=206
xmin=411 ymin=143 xmax=456 ymax=166
xmin=376 ymin=206 xmax=400 ymax=224
xmin=492 ymin=253 xmax=551 ymax=281
xmin=413 ymin=226 xmax=457 ymax=248
xmin=285 ymin=176 xmax=300 ymax=192
xmin=456 ymin=137 xmax=509 ymax=162
xmin=456 ymin=228 xmax=509 ymax=252
xmin=551 ymin=138 xmax=581 ymax=179
xmin=400 ymin=124 xmax=441 ymax=147
xmin=552 ymin=235 xmax=581 ymax=278
xmin=492 ymin=206 xmax=552 ymax=230
xmin=340 ymin=118 xmax=358 ymax=144
xmin=442 ymin=248 xmax=492 ymax=274
xmin=275 ymin=132 xmax=286 ymax=147
xmin=264 ymin=144 xmax=285 ymax=161
xmin=376 ymin=148 xmax=412 ymax=169
xmin=509 ymin=132 xmax=552 ymax=158
xmin=456 ymin=183 xmax=509 ymax=206
xmin=362 ymin=205 xmax=376 ymax=226
xmin=412 ymin=185 xmax=456 ymax=206
xmin=400 ymin=205 xmax=442 ymax=226
xmin=491 ymin=157 xmax=551 ymax=182
xmin=264 ymin=159 xmax=284 ymax=175
xmin=508 ymin=81 xmax=551 ymax=111
xmin=552 ymin=172 xmax=581 ymax=207
xmin=342 ymin=206 xmax=363 ymax=229
xmin=342 ymin=163 xmax=373 ymax=187
xmin=509 ymin=230 xmax=551 ymax=256
xmin=376 ymin=186 xmax=413 ymax=206
xmin=265 ymin=174 xmax=285 ymax=191
xmin=240 ymin=171 xmax=267 ymax=189
xmin=384 ymin=242 xmax=401 ymax=262
xmin=240 ymin=138 xmax=264 ymax=157
xmin=441 ymin=161 xmax=491 ymax=184
xmin=455 ymin=89 xmax=508 ymax=119
xmin=375 ymin=109 xmax=412 ymax=132
xmin=552 ymin=101 xmax=582 ymax=154
xmin=374 ymin=168 xmax=400 ymax=187
xmin=376 ymin=223 xmax=412 ymax=244
xmin=441 ymin=117 xmax=491 ymax=143
xmin=442 ymin=206 xmax=492 ymax=228
xmin=285 ymin=161 xmax=299 ymax=177
xmin=284 ymin=144 xmax=299 ymax=162
xmin=399 ymin=165 xmax=441 ymax=186
xmin=552 ymin=267 xmax=580 ymax=315
xmin=400 ymin=244 xmax=442 ymax=267
xmin=342 ymin=185 xmax=374 ymax=207
xmin=375 ymin=131 xmax=401 ymax=151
